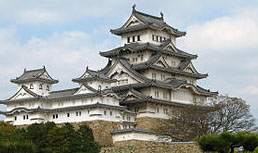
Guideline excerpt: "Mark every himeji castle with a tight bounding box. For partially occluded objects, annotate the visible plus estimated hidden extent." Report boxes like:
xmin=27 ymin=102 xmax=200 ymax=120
xmin=0 ymin=6 xmax=217 ymax=145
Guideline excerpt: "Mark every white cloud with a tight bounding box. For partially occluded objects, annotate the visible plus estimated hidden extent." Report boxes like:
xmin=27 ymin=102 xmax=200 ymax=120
xmin=237 ymin=86 xmax=258 ymax=95
xmin=0 ymin=28 xmax=112 ymax=99
xmin=178 ymin=9 xmax=258 ymax=52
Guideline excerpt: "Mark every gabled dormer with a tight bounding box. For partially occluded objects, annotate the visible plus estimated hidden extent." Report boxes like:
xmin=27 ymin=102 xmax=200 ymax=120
xmin=110 ymin=5 xmax=186 ymax=46
xmin=72 ymin=66 xmax=115 ymax=90
xmin=10 ymin=66 xmax=58 ymax=96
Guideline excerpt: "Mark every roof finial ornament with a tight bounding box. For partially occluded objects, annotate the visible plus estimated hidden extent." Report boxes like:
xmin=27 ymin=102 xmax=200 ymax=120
xmin=86 ymin=66 xmax=88 ymax=70
xmin=160 ymin=12 xmax=164 ymax=20
xmin=24 ymin=68 xmax=26 ymax=72
xmin=43 ymin=65 xmax=46 ymax=70
xmin=132 ymin=4 xmax=136 ymax=12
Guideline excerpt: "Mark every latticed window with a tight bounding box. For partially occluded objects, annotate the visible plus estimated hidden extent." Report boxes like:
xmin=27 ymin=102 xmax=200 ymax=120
xmin=46 ymin=85 xmax=50 ymax=91
xmin=152 ymin=73 xmax=156 ymax=80
xmin=137 ymin=35 xmax=140 ymax=41
xmin=39 ymin=84 xmax=43 ymax=89
xmin=29 ymin=84 xmax=34 ymax=89
xmin=155 ymin=91 xmax=159 ymax=98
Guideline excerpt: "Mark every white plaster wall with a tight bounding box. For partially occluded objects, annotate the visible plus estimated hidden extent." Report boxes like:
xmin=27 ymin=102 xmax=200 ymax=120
xmin=150 ymin=87 xmax=171 ymax=101
xmin=171 ymin=88 xmax=193 ymax=104
xmin=175 ymin=75 xmax=197 ymax=85
xmin=163 ymin=55 xmax=182 ymax=68
xmin=143 ymin=69 xmax=175 ymax=81
xmin=121 ymin=30 xmax=147 ymax=46
xmin=18 ymin=81 xmax=51 ymax=96
xmin=136 ymin=103 xmax=169 ymax=119
xmin=123 ymin=51 xmax=152 ymax=65
xmin=112 ymin=132 xmax=158 ymax=142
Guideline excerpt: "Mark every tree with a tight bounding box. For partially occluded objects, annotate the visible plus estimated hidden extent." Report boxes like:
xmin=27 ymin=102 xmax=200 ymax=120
xmin=26 ymin=122 xmax=56 ymax=153
xmin=167 ymin=105 xmax=213 ymax=141
xmin=209 ymin=95 xmax=258 ymax=134
xmin=45 ymin=123 xmax=80 ymax=153
xmin=167 ymin=95 xmax=257 ymax=141
xmin=77 ymin=124 xmax=100 ymax=153
xmin=198 ymin=132 xmax=258 ymax=153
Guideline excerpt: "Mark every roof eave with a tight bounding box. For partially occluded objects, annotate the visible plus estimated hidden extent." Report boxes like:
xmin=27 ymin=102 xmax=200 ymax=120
xmin=10 ymin=78 xmax=59 ymax=84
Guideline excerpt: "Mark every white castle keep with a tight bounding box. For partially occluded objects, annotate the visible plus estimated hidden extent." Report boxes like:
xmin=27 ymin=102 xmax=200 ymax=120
xmin=0 ymin=6 xmax=217 ymax=143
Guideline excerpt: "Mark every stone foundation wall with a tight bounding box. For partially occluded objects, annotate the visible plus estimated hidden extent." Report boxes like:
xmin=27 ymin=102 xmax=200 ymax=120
xmin=101 ymin=140 xmax=204 ymax=153
xmin=135 ymin=117 xmax=169 ymax=131
xmin=66 ymin=121 xmax=120 ymax=147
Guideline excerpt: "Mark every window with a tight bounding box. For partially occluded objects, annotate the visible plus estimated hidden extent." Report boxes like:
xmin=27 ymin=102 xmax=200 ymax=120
xmin=132 ymin=58 xmax=138 ymax=62
xmin=163 ymin=108 xmax=168 ymax=114
xmin=156 ymin=107 xmax=159 ymax=113
xmin=137 ymin=35 xmax=140 ymax=41
xmin=104 ymin=110 xmax=107 ymax=115
xmin=88 ymin=110 xmax=90 ymax=114
xmin=163 ymin=92 xmax=168 ymax=99
xmin=56 ymin=114 xmax=58 ymax=118
xmin=53 ymin=114 xmax=55 ymax=119
xmin=152 ymin=35 xmax=155 ymax=41
xmin=127 ymin=37 xmax=130 ymax=43
xmin=30 ymin=84 xmax=34 ymax=89
xmin=155 ymin=91 xmax=159 ymax=98
xmin=26 ymin=115 xmax=29 ymax=119
xmin=23 ymin=115 xmax=26 ymax=120
xmin=123 ymin=125 xmax=127 ymax=129
xmin=156 ymin=36 xmax=159 ymax=41
xmin=152 ymin=73 xmax=156 ymax=80
xmin=122 ymin=116 xmax=125 ymax=120
xmin=110 ymin=111 xmax=112 ymax=116
xmin=132 ymin=36 xmax=135 ymax=42
xmin=46 ymin=85 xmax=50 ymax=91
xmin=135 ymin=107 xmax=139 ymax=112
xmin=76 ymin=111 xmax=81 ymax=116
xmin=14 ymin=116 xmax=17 ymax=121
xmin=127 ymin=116 xmax=131 ymax=121
xmin=171 ymin=61 xmax=176 ymax=67
xmin=39 ymin=84 xmax=43 ymax=89
xmin=67 ymin=113 xmax=70 ymax=117
xmin=160 ymin=37 xmax=163 ymax=42
xmin=161 ymin=74 xmax=165 ymax=80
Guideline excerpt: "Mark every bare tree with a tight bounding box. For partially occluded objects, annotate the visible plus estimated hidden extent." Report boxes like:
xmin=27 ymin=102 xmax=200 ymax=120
xmin=166 ymin=95 xmax=257 ymax=141
xmin=208 ymin=95 xmax=258 ymax=134
xmin=167 ymin=105 xmax=213 ymax=141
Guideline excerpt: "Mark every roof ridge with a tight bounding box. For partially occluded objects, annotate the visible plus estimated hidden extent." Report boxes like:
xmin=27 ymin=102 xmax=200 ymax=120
xmin=134 ymin=10 xmax=163 ymax=21
xmin=25 ymin=68 xmax=44 ymax=73
xmin=50 ymin=87 xmax=79 ymax=93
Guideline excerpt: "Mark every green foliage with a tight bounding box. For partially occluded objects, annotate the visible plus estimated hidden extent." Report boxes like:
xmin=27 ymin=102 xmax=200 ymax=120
xmin=26 ymin=122 xmax=56 ymax=153
xmin=77 ymin=124 xmax=100 ymax=153
xmin=0 ymin=140 xmax=36 ymax=153
xmin=197 ymin=134 xmax=218 ymax=151
xmin=198 ymin=132 xmax=258 ymax=153
xmin=252 ymin=147 xmax=258 ymax=153
xmin=0 ymin=122 xmax=100 ymax=153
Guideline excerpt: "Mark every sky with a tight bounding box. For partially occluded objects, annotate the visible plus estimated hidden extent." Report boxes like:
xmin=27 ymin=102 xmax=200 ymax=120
xmin=0 ymin=0 xmax=257 ymax=121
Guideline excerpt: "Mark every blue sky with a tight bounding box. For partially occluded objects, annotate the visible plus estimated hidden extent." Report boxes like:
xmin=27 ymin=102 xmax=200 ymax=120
xmin=0 ymin=0 xmax=258 ymax=121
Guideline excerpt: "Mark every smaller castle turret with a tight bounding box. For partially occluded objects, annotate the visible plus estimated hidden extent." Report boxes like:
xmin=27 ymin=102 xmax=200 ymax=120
xmin=10 ymin=66 xmax=58 ymax=96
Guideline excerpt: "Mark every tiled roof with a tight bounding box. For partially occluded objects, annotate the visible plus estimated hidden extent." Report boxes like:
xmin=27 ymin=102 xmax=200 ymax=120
xmin=1 ymin=103 xmax=129 ymax=115
xmin=72 ymin=60 xmax=115 ymax=83
xmin=111 ymin=128 xmax=157 ymax=134
xmin=11 ymin=67 xmax=58 ymax=84
xmin=48 ymin=88 xmax=79 ymax=99
xmin=100 ymin=40 xmax=197 ymax=59
xmin=111 ymin=10 xmax=186 ymax=37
